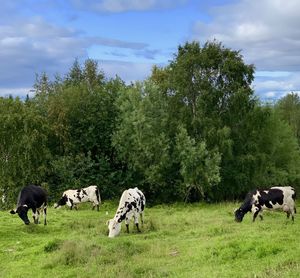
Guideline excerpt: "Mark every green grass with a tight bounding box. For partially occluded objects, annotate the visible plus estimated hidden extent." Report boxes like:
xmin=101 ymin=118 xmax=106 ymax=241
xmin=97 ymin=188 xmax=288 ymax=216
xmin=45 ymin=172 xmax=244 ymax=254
xmin=0 ymin=201 xmax=299 ymax=278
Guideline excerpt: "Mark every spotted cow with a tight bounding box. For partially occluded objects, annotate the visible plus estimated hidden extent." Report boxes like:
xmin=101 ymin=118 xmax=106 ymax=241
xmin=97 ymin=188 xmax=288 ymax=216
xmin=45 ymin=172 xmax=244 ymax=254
xmin=10 ymin=185 xmax=47 ymax=225
xmin=54 ymin=185 xmax=101 ymax=211
xmin=235 ymin=186 xmax=296 ymax=222
xmin=107 ymin=187 xmax=145 ymax=238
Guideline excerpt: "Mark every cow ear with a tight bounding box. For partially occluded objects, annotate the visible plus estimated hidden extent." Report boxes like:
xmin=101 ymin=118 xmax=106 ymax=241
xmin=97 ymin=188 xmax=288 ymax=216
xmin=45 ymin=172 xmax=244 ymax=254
xmin=10 ymin=209 xmax=16 ymax=214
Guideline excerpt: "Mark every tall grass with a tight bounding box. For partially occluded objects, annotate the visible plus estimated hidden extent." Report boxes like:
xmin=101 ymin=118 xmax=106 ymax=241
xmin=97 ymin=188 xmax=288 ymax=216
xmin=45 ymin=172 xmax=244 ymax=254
xmin=0 ymin=201 xmax=299 ymax=278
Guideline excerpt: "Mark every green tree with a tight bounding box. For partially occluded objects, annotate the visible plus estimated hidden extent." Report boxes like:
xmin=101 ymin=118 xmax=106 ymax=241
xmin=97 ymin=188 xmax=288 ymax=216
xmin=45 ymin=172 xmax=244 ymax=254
xmin=175 ymin=125 xmax=221 ymax=201
xmin=150 ymin=41 xmax=256 ymax=200
xmin=0 ymin=97 xmax=51 ymax=205
xmin=275 ymin=92 xmax=300 ymax=142
xmin=32 ymin=59 xmax=126 ymax=199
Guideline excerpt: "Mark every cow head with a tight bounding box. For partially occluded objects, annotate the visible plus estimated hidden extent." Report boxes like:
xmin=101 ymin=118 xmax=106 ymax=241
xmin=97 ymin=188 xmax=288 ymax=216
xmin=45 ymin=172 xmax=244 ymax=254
xmin=234 ymin=208 xmax=246 ymax=222
xmin=54 ymin=195 xmax=68 ymax=208
xmin=10 ymin=205 xmax=30 ymax=225
xmin=107 ymin=219 xmax=121 ymax=238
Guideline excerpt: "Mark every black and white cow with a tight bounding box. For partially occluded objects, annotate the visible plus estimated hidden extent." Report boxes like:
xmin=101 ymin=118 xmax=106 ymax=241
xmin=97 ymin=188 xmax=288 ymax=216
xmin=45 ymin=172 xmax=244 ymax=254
xmin=107 ymin=187 xmax=145 ymax=238
xmin=235 ymin=186 xmax=296 ymax=223
xmin=10 ymin=185 xmax=47 ymax=225
xmin=54 ymin=185 xmax=101 ymax=211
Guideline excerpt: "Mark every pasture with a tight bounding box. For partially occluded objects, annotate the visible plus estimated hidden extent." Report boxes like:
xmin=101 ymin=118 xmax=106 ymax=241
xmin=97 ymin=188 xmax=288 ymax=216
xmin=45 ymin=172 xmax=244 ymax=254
xmin=0 ymin=201 xmax=299 ymax=278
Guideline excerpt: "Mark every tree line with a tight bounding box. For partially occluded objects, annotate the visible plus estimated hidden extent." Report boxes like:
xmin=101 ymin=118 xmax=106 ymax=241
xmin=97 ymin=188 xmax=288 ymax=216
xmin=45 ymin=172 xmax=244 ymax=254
xmin=1 ymin=41 xmax=300 ymax=206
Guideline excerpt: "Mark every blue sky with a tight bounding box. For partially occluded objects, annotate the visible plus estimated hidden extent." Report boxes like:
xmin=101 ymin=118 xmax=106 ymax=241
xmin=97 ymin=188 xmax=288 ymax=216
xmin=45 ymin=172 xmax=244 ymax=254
xmin=1 ymin=0 xmax=300 ymax=100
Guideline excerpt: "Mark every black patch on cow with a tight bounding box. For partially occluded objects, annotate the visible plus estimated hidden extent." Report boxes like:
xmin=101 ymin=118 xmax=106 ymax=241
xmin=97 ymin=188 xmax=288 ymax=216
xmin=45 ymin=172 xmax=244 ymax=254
xmin=69 ymin=198 xmax=74 ymax=206
xmin=258 ymin=189 xmax=284 ymax=207
xmin=82 ymin=189 xmax=88 ymax=196
xmin=76 ymin=191 xmax=82 ymax=202
xmin=131 ymin=201 xmax=137 ymax=208
xmin=292 ymin=190 xmax=296 ymax=201
xmin=57 ymin=195 xmax=68 ymax=206
xmin=118 ymin=215 xmax=125 ymax=222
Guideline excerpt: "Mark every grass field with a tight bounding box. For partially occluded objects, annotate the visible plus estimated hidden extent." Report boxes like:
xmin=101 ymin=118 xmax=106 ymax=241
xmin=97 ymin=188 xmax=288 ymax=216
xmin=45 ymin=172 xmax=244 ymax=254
xmin=0 ymin=201 xmax=299 ymax=278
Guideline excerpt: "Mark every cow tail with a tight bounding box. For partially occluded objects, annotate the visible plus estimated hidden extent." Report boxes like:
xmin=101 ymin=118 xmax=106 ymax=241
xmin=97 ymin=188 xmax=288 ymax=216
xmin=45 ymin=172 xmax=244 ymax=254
xmin=96 ymin=187 xmax=101 ymax=204
xmin=292 ymin=189 xmax=296 ymax=213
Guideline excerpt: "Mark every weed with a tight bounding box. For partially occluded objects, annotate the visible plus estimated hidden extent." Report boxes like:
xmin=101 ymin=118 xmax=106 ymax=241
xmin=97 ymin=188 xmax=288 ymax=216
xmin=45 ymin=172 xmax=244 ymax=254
xmin=44 ymin=239 xmax=62 ymax=253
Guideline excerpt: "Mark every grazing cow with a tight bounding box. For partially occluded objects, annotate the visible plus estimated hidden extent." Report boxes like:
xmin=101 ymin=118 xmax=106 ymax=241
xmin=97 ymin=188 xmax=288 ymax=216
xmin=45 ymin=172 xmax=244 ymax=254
xmin=10 ymin=185 xmax=47 ymax=225
xmin=54 ymin=185 xmax=101 ymax=211
xmin=107 ymin=187 xmax=145 ymax=238
xmin=235 ymin=186 xmax=296 ymax=223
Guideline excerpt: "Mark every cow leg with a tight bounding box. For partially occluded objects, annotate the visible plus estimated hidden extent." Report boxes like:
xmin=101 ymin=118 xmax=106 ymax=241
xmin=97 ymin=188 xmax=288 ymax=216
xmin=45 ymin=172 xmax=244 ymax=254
xmin=253 ymin=210 xmax=260 ymax=222
xmin=92 ymin=202 xmax=99 ymax=211
xmin=259 ymin=211 xmax=263 ymax=221
xmin=44 ymin=206 xmax=47 ymax=225
xmin=32 ymin=208 xmax=39 ymax=224
xmin=125 ymin=217 xmax=130 ymax=233
xmin=290 ymin=208 xmax=295 ymax=223
xmin=134 ymin=213 xmax=141 ymax=232
xmin=36 ymin=210 xmax=41 ymax=224
xmin=74 ymin=205 xmax=78 ymax=211
xmin=140 ymin=212 xmax=144 ymax=225
xmin=286 ymin=211 xmax=290 ymax=219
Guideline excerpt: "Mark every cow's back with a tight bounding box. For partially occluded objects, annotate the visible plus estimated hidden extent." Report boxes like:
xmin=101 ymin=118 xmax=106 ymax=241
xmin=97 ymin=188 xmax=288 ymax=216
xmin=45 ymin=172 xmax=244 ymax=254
xmin=18 ymin=185 xmax=47 ymax=208
xmin=117 ymin=187 xmax=145 ymax=213
xmin=271 ymin=186 xmax=296 ymax=202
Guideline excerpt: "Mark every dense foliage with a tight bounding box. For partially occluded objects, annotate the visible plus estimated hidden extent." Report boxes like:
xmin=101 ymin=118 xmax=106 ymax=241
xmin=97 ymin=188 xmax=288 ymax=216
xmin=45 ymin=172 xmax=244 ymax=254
xmin=1 ymin=42 xmax=300 ymax=206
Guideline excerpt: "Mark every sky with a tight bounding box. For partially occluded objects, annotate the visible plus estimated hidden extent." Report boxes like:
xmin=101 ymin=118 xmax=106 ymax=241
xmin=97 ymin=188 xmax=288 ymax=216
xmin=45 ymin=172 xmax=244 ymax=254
xmin=1 ymin=0 xmax=300 ymax=100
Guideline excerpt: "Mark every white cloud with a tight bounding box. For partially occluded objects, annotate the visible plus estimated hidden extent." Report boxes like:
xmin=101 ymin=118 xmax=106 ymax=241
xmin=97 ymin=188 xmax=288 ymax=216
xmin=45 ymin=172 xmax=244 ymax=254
xmin=0 ymin=17 xmax=149 ymax=92
xmin=192 ymin=0 xmax=300 ymax=71
xmin=191 ymin=0 xmax=300 ymax=100
xmin=254 ymin=71 xmax=300 ymax=99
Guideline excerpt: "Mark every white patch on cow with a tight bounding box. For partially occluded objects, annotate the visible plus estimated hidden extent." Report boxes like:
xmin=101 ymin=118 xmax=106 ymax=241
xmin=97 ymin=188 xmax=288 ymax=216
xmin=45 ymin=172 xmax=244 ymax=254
xmin=251 ymin=205 xmax=259 ymax=213
xmin=252 ymin=191 xmax=261 ymax=204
